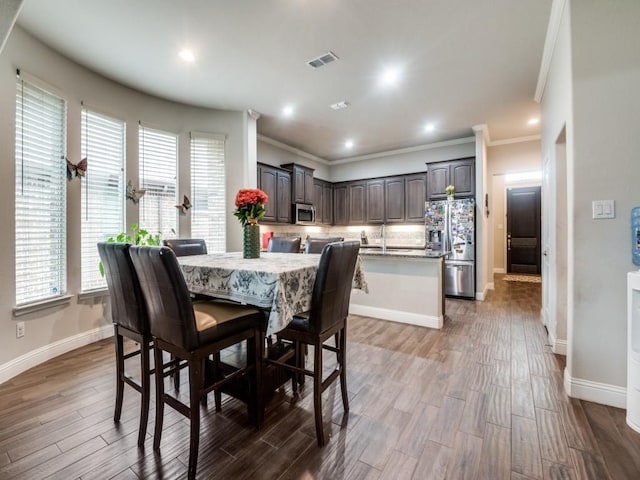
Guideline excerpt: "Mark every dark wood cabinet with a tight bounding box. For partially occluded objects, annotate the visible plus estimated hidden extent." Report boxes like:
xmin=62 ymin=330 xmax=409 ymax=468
xmin=366 ymin=179 xmax=385 ymax=224
xmin=385 ymin=177 xmax=406 ymax=223
xmin=348 ymin=182 xmax=366 ymax=225
xmin=427 ymin=157 xmax=475 ymax=199
xmin=405 ymin=173 xmax=427 ymax=222
xmin=257 ymin=163 xmax=292 ymax=224
xmin=313 ymin=179 xmax=333 ymax=225
xmin=333 ymin=183 xmax=348 ymax=225
xmin=281 ymin=163 xmax=314 ymax=205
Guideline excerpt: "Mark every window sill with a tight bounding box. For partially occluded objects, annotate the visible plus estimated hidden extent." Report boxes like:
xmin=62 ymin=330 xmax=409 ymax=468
xmin=13 ymin=294 xmax=74 ymax=317
xmin=78 ymin=289 xmax=109 ymax=301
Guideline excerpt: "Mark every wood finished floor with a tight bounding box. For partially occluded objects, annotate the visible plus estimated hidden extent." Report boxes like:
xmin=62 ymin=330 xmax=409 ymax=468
xmin=1 ymin=275 xmax=640 ymax=479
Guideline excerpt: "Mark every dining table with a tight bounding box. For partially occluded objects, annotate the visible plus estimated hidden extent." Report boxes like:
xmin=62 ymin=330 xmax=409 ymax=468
xmin=177 ymin=251 xmax=368 ymax=336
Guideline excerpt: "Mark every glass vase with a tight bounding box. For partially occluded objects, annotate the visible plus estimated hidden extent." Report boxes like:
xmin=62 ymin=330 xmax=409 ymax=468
xmin=243 ymin=222 xmax=261 ymax=259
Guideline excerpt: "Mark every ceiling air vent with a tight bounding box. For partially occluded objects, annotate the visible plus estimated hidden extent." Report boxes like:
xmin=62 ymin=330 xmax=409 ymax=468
xmin=307 ymin=51 xmax=339 ymax=69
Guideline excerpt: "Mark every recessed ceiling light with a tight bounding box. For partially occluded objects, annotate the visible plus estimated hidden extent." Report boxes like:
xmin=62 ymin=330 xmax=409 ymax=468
xmin=179 ymin=49 xmax=195 ymax=62
xmin=329 ymin=101 xmax=349 ymax=110
xmin=528 ymin=117 xmax=540 ymax=125
xmin=424 ymin=123 xmax=436 ymax=132
xmin=282 ymin=105 xmax=294 ymax=117
xmin=381 ymin=68 xmax=400 ymax=86
xmin=345 ymin=140 xmax=354 ymax=149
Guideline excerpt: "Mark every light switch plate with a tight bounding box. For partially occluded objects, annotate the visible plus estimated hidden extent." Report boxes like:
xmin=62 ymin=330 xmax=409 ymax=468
xmin=592 ymin=200 xmax=615 ymax=219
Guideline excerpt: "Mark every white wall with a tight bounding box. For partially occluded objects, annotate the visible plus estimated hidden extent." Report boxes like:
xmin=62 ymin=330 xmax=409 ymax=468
xmin=541 ymin=0 xmax=640 ymax=407
xmin=329 ymin=140 xmax=475 ymax=182
xmin=257 ymin=139 xmax=330 ymax=180
xmin=0 ymin=27 xmax=250 ymax=376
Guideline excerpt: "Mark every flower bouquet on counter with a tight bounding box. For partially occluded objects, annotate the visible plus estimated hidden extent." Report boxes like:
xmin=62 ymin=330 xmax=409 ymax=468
xmin=445 ymin=184 xmax=455 ymax=197
xmin=233 ymin=188 xmax=268 ymax=226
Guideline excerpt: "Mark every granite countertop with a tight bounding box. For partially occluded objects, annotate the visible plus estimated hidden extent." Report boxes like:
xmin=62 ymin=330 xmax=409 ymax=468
xmin=359 ymin=248 xmax=449 ymax=259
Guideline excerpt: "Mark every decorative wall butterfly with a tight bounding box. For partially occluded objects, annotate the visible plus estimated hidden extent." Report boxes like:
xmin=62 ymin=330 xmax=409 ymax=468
xmin=66 ymin=157 xmax=87 ymax=181
xmin=175 ymin=195 xmax=191 ymax=215
xmin=126 ymin=180 xmax=146 ymax=204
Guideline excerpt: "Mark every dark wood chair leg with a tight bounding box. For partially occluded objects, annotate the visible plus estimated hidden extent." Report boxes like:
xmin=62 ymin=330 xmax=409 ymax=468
xmin=213 ymin=352 xmax=222 ymax=412
xmin=338 ymin=327 xmax=349 ymax=412
xmin=188 ymin=358 xmax=203 ymax=480
xmin=172 ymin=354 xmax=180 ymax=391
xmin=313 ymin=340 xmax=325 ymax=447
xmin=254 ymin=330 xmax=264 ymax=428
xmin=138 ymin=338 xmax=151 ymax=447
xmin=153 ymin=345 xmax=165 ymax=451
xmin=114 ymin=328 xmax=125 ymax=423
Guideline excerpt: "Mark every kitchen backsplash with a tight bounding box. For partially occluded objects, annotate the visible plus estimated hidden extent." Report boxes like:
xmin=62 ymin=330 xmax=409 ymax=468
xmin=260 ymin=224 xmax=426 ymax=246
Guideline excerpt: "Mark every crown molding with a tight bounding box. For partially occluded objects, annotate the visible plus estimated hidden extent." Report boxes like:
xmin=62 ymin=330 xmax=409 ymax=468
xmin=257 ymin=134 xmax=330 ymax=165
xmin=489 ymin=134 xmax=541 ymax=147
xmin=330 ymin=136 xmax=476 ymax=165
xmin=534 ymin=0 xmax=568 ymax=103
xmin=0 ymin=0 xmax=23 ymax=55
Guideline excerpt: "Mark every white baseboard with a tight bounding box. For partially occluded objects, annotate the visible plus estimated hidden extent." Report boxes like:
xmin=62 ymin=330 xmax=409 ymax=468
xmin=476 ymin=282 xmax=491 ymax=301
xmin=493 ymin=267 xmax=505 ymax=274
xmin=0 ymin=324 xmax=114 ymax=385
xmin=349 ymin=304 xmax=443 ymax=329
xmin=553 ymin=339 xmax=567 ymax=355
xmin=564 ymin=370 xmax=626 ymax=409
xmin=487 ymin=282 xmax=495 ymax=291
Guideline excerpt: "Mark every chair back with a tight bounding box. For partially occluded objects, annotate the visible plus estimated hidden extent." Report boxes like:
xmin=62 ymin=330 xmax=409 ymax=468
xmin=163 ymin=238 xmax=207 ymax=256
xmin=129 ymin=246 xmax=200 ymax=351
xmin=308 ymin=241 xmax=360 ymax=333
xmin=268 ymin=237 xmax=301 ymax=253
xmin=98 ymin=242 xmax=149 ymax=335
xmin=304 ymin=237 xmax=344 ymax=254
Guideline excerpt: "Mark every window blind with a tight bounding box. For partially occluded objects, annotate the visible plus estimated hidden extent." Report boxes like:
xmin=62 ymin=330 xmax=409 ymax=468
xmin=139 ymin=125 xmax=177 ymax=238
xmin=15 ymin=78 xmax=67 ymax=305
xmin=190 ymin=133 xmax=226 ymax=252
xmin=80 ymin=108 xmax=126 ymax=291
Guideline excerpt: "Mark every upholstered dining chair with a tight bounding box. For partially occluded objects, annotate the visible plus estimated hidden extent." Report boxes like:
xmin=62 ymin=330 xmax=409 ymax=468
xmin=97 ymin=242 xmax=153 ymax=448
xmin=267 ymin=236 xmax=302 ymax=253
xmin=304 ymin=236 xmax=344 ymax=254
xmin=271 ymin=240 xmax=360 ymax=446
xmin=162 ymin=238 xmax=207 ymax=256
xmin=129 ymin=245 xmax=264 ymax=480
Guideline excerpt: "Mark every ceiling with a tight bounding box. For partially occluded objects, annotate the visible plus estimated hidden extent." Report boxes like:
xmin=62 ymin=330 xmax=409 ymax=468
xmin=16 ymin=0 xmax=551 ymax=161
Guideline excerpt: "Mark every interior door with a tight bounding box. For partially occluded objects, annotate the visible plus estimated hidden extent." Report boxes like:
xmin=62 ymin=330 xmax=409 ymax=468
xmin=507 ymin=186 xmax=541 ymax=274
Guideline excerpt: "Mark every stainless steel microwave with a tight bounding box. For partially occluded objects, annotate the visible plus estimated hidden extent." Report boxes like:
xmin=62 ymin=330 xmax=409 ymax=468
xmin=294 ymin=203 xmax=316 ymax=225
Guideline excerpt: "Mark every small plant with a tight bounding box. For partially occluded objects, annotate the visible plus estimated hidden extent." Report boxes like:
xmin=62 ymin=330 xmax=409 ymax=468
xmin=98 ymin=223 xmax=161 ymax=276
xmin=445 ymin=184 xmax=455 ymax=197
xmin=233 ymin=188 xmax=268 ymax=226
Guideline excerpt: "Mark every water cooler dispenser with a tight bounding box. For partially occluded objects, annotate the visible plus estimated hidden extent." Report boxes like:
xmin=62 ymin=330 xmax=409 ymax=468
xmin=627 ymin=271 xmax=640 ymax=433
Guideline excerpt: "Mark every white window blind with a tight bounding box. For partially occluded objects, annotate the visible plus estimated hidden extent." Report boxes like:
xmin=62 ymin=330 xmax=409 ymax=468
xmin=80 ymin=108 xmax=126 ymax=291
xmin=190 ymin=133 xmax=226 ymax=252
xmin=139 ymin=125 xmax=177 ymax=238
xmin=15 ymin=78 xmax=67 ymax=305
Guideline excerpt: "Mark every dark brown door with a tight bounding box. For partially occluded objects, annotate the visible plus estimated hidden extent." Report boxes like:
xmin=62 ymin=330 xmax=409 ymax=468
xmin=507 ymin=186 xmax=541 ymax=274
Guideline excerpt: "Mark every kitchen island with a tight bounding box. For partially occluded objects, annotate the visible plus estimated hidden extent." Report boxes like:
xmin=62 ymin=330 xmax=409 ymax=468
xmin=350 ymin=248 xmax=449 ymax=329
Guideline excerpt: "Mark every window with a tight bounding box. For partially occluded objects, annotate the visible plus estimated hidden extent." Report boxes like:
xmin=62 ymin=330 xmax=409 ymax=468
xmin=190 ymin=133 xmax=226 ymax=252
xmin=15 ymin=78 xmax=67 ymax=305
xmin=80 ymin=108 xmax=126 ymax=291
xmin=139 ymin=125 xmax=177 ymax=238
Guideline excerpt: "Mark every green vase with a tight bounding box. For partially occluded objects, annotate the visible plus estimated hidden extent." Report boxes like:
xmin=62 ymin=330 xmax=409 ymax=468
xmin=243 ymin=223 xmax=261 ymax=259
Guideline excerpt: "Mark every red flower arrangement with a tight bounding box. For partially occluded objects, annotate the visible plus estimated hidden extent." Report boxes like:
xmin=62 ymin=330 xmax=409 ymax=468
xmin=233 ymin=188 xmax=268 ymax=226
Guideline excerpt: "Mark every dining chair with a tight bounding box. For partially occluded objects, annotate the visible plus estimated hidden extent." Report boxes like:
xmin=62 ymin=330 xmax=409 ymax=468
xmin=129 ymin=245 xmax=264 ymax=480
xmin=97 ymin=242 xmax=153 ymax=448
xmin=304 ymin=236 xmax=344 ymax=254
xmin=162 ymin=238 xmax=207 ymax=256
xmin=267 ymin=236 xmax=301 ymax=253
xmin=271 ymin=240 xmax=360 ymax=446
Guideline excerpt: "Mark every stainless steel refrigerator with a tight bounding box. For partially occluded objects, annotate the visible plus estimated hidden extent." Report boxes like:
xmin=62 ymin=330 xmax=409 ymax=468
xmin=425 ymin=198 xmax=475 ymax=299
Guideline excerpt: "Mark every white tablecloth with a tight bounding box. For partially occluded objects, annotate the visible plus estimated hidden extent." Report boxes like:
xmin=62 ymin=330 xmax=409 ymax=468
xmin=178 ymin=252 xmax=367 ymax=335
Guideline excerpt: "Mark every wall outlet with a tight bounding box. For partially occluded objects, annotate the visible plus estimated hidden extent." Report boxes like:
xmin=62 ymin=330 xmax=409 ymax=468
xmin=16 ymin=321 xmax=25 ymax=338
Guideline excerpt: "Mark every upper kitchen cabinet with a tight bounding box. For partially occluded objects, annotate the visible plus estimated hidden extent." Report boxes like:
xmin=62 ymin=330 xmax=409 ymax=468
xmin=385 ymin=176 xmax=406 ymax=223
xmin=333 ymin=183 xmax=348 ymax=225
xmin=313 ymin=178 xmax=333 ymax=225
xmin=281 ymin=163 xmax=314 ymax=205
xmin=405 ymin=173 xmax=427 ymax=222
xmin=257 ymin=163 xmax=292 ymax=224
xmin=348 ymin=181 xmax=366 ymax=225
xmin=366 ymin=179 xmax=385 ymax=224
xmin=427 ymin=157 xmax=475 ymax=199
